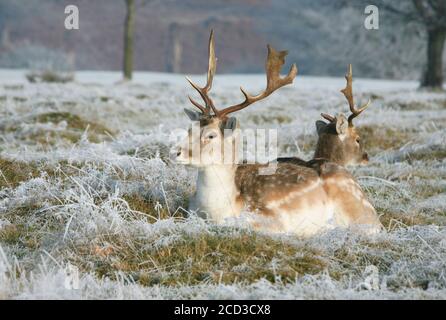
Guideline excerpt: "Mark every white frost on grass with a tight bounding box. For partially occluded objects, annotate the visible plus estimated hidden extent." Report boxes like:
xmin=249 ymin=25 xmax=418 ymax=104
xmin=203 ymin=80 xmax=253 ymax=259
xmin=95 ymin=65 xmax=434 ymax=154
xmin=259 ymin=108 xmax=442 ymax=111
xmin=0 ymin=70 xmax=445 ymax=299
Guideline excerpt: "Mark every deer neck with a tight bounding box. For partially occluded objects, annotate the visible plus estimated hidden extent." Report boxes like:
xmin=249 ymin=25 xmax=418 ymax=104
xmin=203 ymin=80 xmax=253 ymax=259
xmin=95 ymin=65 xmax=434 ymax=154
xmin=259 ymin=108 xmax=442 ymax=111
xmin=190 ymin=164 xmax=240 ymax=222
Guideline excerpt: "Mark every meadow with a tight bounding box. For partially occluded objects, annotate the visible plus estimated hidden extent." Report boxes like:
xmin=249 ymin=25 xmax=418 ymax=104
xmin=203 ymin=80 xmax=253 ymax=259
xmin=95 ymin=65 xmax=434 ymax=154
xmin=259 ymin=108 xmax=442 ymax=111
xmin=0 ymin=70 xmax=445 ymax=299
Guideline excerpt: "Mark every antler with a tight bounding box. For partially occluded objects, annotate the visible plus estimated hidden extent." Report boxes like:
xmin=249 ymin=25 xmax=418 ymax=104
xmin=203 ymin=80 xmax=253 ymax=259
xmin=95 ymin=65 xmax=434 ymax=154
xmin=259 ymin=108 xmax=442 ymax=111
xmin=341 ymin=64 xmax=371 ymax=126
xmin=186 ymin=30 xmax=219 ymax=116
xmin=186 ymin=31 xmax=297 ymax=119
xmin=321 ymin=113 xmax=335 ymax=122
xmin=217 ymin=45 xmax=297 ymax=119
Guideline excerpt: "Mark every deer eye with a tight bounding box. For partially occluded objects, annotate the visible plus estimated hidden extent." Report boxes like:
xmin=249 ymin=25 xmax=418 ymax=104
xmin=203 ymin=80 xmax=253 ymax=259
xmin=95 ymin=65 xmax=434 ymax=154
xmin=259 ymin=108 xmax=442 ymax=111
xmin=356 ymin=138 xmax=360 ymax=144
xmin=206 ymin=132 xmax=217 ymax=140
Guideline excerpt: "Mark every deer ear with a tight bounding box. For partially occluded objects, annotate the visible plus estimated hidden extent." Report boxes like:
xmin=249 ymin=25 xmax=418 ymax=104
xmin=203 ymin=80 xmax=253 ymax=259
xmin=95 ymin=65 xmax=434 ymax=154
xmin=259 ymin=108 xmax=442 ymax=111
xmin=184 ymin=108 xmax=201 ymax=121
xmin=224 ymin=117 xmax=238 ymax=131
xmin=335 ymin=114 xmax=348 ymax=135
xmin=315 ymin=121 xmax=327 ymax=136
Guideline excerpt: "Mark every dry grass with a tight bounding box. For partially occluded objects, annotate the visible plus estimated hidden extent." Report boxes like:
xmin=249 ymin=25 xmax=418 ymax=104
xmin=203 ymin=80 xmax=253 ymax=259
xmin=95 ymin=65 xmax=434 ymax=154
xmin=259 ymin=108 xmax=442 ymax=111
xmin=1 ymin=74 xmax=445 ymax=299
xmin=329 ymin=240 xmax=399 ymax=279
xmin=123 ymin=194 xmax=176 ymax=222
xmin=247 ymin=114 xmax=293 ymax=125
xmin=379 ymin=209 xmax=431 ymax=230
xmin=1 ymin=112 xmax=114 ymax=146
xmin=0 ymin=202 xmax=50 ymax=250
xmin=0 ymin=158 xmax=42 ymax=188
xmin=359 ymin=125 xmax=412 ymax=153
xmin=404 ymin=149 xmax=446 ymax=162
xmin=0 ymin=223 xmax=41 ymax=250
xmin=26 ymin=70 xmax=74 ymax=84
xmin=71 ymin=230 xmax=326 ymax=287
xmin=34 ymin=112 xmax=113 ymax=143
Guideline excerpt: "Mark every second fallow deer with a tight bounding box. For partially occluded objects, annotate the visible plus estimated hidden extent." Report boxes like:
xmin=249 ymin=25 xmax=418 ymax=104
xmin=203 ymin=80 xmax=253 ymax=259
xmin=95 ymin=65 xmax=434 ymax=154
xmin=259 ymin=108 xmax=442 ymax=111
xmin=275 ymin=65 xmax=381 ymax=233
xmin=315 ymin=64 xmax=371 ymax=166
xmin=279 ymin=64 xmax=371 ymax=167
xmin=172 ymin=31 xmax=381 ymax=236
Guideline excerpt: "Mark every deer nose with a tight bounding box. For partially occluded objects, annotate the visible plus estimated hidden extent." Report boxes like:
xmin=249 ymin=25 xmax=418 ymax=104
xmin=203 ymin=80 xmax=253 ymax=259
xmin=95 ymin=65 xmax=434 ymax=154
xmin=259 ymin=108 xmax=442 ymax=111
xmin=362 ymin=152 xmax=369 ymax=164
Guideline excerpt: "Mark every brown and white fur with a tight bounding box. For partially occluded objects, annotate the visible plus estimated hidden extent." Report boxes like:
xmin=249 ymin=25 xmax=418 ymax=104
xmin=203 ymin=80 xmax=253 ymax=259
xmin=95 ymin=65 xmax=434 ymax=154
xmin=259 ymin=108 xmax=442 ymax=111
xmin=174 ymin=115 xmax=381 ymax=236
xmin=279 ymin=64 xmax=370 ymax=167
xmin=173 ymin=32 xmax=381 ymax=236
xmin=174 ymin=116 xmax=338 ymax=236
xmin=277 ymin=65 xmax=381 ymax=233
xmin=314 ymin=113 xmax=369 ymax=166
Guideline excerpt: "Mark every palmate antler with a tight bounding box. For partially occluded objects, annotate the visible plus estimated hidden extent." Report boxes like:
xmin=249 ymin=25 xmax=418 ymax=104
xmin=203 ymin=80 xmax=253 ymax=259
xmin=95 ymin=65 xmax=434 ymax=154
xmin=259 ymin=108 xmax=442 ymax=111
xmin=218 ymin=45 xmax=298 ymax=119
xmin=321 ymin=64 xmax=371 ymax=126
xmin=187 ymin=30 xmax=298 ymax=119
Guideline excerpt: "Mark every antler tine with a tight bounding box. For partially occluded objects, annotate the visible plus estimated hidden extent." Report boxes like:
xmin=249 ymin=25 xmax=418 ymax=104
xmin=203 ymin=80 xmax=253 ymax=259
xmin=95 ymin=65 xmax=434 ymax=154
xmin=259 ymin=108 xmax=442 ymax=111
xmin=341 ymin=64 xmax=371 ymax=125
xmin=186 ymin=30 xmax=219 ymax=116
xmin=321 ymin=113 xmax=335 ymax=122
xmin=218 ymin=45 xmax=298 ymax=119
xmin=340 ymin=64 xmax=354 ymax=112
xmin=188 ymin=96 xmax=206 ymax=114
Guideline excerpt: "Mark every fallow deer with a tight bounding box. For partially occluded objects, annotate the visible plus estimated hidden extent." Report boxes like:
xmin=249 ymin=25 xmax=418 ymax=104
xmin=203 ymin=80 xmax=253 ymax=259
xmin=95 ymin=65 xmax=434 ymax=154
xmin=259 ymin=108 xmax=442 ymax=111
xmin=279 ymin=64 xmax=371 ymax=167
xmin=315 ymin=64 xmax=371 ymax=166
xmin=172 ymin=31 xmax=381 ymax=236
xmin=276 ymin=65 xmax=381 ymax=233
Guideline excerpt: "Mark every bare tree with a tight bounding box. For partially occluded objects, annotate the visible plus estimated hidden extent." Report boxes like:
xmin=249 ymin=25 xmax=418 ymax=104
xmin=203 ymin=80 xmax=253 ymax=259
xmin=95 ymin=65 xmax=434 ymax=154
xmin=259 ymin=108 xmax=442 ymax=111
xmin=123 ymin=0 xmax=135 ymax=80
xmin=373 ymin=0 xmax=446 ymax=89
xmin=122 ymin=0 xmax=162 ymax=81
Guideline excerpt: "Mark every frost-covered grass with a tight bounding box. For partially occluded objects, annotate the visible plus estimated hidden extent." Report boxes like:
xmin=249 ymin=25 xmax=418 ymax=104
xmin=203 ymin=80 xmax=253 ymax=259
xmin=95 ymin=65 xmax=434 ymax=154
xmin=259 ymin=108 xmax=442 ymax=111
xmin=0 ymin=70 xmax=445 ymax=299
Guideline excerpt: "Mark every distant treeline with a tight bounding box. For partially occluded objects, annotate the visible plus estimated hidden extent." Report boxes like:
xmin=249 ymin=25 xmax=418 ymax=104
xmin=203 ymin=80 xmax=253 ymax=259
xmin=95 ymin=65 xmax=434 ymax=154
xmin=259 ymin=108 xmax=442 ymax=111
xmin=0 ymin=0 xmax=442 ymax=81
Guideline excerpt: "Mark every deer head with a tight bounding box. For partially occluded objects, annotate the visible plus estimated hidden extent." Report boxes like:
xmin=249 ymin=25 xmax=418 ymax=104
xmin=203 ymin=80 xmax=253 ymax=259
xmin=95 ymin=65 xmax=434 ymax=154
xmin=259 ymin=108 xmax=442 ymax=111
xmin=314 ymin=64 xmax=371 ymax=166
xmin=172 ymin=30 xmax=297 ymax=167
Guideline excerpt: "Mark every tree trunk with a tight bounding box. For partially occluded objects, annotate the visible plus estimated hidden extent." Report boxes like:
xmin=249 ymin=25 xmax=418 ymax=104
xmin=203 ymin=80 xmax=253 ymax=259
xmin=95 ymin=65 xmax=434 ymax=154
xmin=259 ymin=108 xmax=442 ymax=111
xmin=421 ymin=28 xmax=446 ymax=89
xmin=123 ymin=0 xmax=135 ymax=81
xmin=166 ymin=23 xmax=182 ymax=73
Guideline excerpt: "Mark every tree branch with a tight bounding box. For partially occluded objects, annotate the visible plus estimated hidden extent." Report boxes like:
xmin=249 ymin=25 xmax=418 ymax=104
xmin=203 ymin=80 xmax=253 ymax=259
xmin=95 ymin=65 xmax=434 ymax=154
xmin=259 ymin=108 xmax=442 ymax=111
xmin=377 ymin=1 xmax=422 ymax=23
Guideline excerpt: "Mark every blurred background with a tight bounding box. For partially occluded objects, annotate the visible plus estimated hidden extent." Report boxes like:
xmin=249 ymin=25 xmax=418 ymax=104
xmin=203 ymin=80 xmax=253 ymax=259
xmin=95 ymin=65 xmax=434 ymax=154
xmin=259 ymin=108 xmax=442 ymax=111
xmin=0 ymin=0 xmax=444 ymax=88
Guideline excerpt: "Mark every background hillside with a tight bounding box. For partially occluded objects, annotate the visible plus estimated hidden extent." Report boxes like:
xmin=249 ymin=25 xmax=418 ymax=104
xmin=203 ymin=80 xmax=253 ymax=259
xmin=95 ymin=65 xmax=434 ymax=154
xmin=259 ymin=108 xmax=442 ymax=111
xmin=0 ymin=0 xmax=436 ymax=79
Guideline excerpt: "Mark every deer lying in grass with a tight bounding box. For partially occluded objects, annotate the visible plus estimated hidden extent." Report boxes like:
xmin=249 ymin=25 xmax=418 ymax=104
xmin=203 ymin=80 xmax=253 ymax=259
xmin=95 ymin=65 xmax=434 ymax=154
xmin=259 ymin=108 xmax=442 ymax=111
xmin=276 ymin=65 xmax=381 ymax=232
xmin=315 ymin=64 xmax=371 ymax=166
xmin=172 ymin=31 xmax=381 ymax=236
xmin=279 ymin=64 xmax=371 ymax=167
